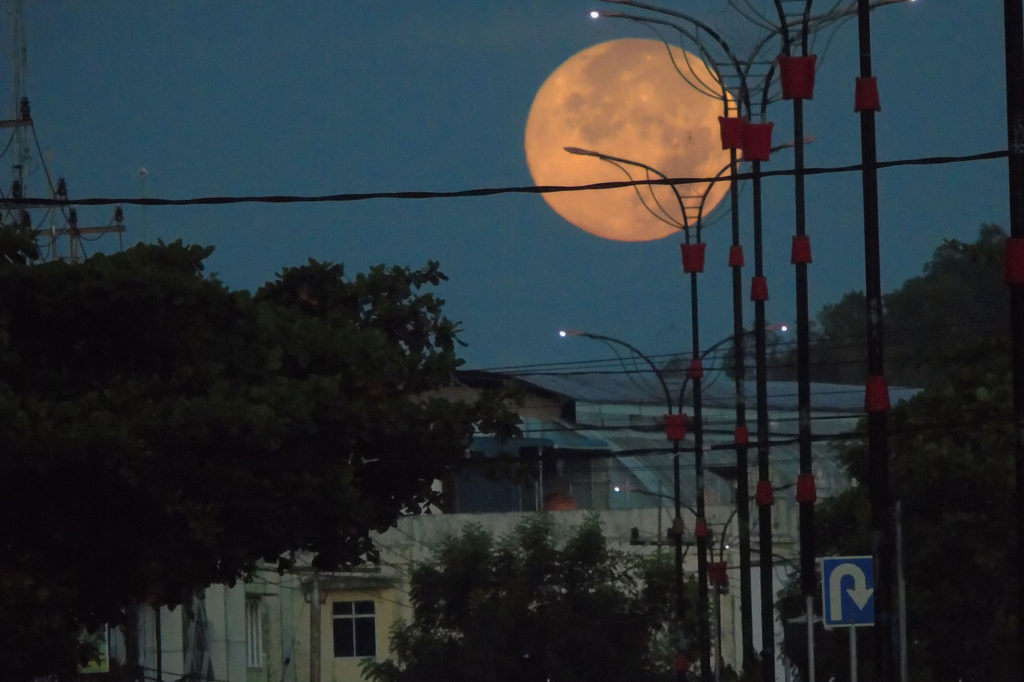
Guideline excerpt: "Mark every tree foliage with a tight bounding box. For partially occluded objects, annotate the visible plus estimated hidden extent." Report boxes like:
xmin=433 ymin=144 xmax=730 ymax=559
xmin=0 ymin=240 xmax=515 ymax=679
xmin=778 ymin=225 xmax=1017 ymax=680
xmin=362 ymin=515 xmax=692 ymax=682
xmin=770 ymin=224 xmax=1008 ymax=386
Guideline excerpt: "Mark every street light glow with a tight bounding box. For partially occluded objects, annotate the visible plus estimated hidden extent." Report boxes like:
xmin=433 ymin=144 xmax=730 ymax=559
xmin=589 ymin=10 xmax=600 ymax=19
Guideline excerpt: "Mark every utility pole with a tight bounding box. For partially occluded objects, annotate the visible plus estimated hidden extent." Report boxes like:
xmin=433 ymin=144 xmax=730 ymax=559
xmin=1002 ymin=1 xmax=1024 ymax=675
xmin=309 ymin=573 xmax=322 ymax=682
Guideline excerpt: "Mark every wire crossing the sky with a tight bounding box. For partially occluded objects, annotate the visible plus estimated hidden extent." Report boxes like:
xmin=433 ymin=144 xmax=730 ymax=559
xmin=0 ymin=148 xmax=1007 ymax=209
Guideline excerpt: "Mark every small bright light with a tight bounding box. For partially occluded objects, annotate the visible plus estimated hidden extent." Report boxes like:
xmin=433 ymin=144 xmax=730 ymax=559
xmin=613 ymin=486 xmax=622 ymax=493
xmin=589 ymin=10 xmax=600 ymax=19
xmin=779 ymin=325 xmax=788 ymax=332
xmin=559 ymin=330 xmax=567 ymax=337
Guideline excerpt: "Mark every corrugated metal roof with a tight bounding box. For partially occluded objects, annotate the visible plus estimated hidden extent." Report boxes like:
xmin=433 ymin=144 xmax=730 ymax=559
xmin=505 ymin=372 xmax=918 ymax=413
xmin=472 ymin=417 xmax=612 ymax=457
xmin=463 ymin=370 xmax=918 ymax=513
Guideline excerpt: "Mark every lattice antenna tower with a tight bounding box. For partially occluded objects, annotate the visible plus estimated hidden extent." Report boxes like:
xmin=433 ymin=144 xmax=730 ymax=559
xmin=1 ymin=0 xmax=125 ymax=263
xmin=8 ymin=0 xmax=30 ymax=185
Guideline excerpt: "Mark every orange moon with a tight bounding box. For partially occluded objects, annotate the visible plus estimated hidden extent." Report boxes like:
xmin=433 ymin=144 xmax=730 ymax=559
xmin=525 ymin=38 xmax=731 ymax=242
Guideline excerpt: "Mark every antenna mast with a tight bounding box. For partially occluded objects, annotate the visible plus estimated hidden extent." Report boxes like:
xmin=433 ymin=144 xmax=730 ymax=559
xmin=1 ymin=0 xmax=126 ymax=263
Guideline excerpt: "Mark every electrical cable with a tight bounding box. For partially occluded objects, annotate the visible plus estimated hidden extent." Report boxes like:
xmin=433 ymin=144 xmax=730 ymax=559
xmin=0 ymin=148 xmax=1008 ymax=209
xmin=477 ymin=319 xmax=1008 ymax=375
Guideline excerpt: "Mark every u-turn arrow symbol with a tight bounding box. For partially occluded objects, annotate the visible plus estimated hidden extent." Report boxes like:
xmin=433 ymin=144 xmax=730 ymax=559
xmin=828 ymin=562 xmax=874 ymax=621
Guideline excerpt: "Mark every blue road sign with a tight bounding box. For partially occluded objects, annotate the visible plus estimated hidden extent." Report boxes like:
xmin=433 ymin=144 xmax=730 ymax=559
xmin=821 ymin=556 xmax=875 ymax=627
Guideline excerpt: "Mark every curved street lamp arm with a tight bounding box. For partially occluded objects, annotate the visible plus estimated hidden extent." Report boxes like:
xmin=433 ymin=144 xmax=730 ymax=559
xmin=604 ymin=1 xmax=741 ymax=69
xmin=596 ymin=8 xmax=748 ymax=111
xmin=696 ymin=162 xmax=735 ymax=229
xmin=565 ymin=146 xmax=690 ymax=230
xmin=560 ymin=329 xmax=674 ymax=413
xmin=607 ymin=158 xmax=687 ymax=230
xmin=676 ymin=325 xmax=787 ymax=410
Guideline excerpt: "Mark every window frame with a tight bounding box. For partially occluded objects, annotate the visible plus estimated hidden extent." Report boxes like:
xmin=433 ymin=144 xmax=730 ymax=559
xmin=244 ymin=597 xmax=264 ymax=669
xmin=331 ymin=599 xmax=377 ymax=659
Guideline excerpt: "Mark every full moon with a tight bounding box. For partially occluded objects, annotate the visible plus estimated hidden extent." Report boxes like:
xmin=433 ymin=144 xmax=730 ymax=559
xmin=525 ymin=38 xmax=731 ymax=242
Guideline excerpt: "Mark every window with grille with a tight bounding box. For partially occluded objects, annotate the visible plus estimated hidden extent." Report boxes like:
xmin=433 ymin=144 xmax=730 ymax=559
xmin=332 ymin=600 xmax=376 ymax=658
xmin=245 ymin=598 xmax=263 ymax=668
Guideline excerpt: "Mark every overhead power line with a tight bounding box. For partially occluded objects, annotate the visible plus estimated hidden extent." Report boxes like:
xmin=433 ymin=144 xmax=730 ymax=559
xmin=0 ymin=149 xmax=1007 ymax=209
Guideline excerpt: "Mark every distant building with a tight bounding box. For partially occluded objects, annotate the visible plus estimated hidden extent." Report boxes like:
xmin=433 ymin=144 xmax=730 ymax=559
xmin=103 ymin=370 xmax=915 ymax=681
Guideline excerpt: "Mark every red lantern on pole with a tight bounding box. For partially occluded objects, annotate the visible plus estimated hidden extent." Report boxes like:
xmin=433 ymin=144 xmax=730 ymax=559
xmin=796 ymin=472 xmax=817 ymax=503
xmin=719 ymin=115 xmax=747 ymax=150
xmin=855 ymin=76 xmax=882 ymax=112
xmin=791 ymin=235 xmax=813 ymax=264
xmin=681 ymin=242 xmax=707 ymax=273
xmin=728 ymin=244 xmax=745 ymax=268
xmin=779 ymin=54 xmax=818 ymax=99
xmin=865 ymin=375 xmax=891 ymax=412
xmin=665 ymin=413 xmax=688 ymax=441
xmin=750 ymin=276 xmax=769 ymax=301
xmin=741 ymin=122 xmax=774 ymax=162
xmin=1005 ymin=237 xmax=1024 ymax=284
xmin=708 ymin=561 xmax=729 ymax=589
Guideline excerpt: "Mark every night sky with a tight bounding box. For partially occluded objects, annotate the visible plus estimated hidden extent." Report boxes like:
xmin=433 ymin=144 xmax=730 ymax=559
xmin=4 ymin=1 xmax=1010 ymax=371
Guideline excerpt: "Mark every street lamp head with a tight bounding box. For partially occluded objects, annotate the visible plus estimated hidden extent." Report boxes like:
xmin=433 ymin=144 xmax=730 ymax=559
xmin=589 ymin=10 xmax=601 ymax=20
xmin=558 ymin=329 xmax=583 ymax=338
xmin=563 ymin=146 xmax=600 ymax=157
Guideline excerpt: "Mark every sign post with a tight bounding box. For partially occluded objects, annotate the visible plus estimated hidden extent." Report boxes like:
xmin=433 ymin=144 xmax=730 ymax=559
xmin=821 ymin=556 xmax=875 ymax=681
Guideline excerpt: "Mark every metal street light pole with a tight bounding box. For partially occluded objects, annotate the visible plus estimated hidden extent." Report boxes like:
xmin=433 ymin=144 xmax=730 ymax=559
xmin=770 ymin=3 xmax=818 ymax=680
xmin=560 ymin=329 xmax=690 ymax=680
xmin=566 ymin=321 xmax=786 ymax=679
xmin=588 ymin=9 xmax=781 ymax=677
xmin=1002 ymin=0 xmax=1024 ymax=674
xmin=855 ymin=2 xmax=896 ymax=681
xmin=592 ymin=6 xmax=911 ymax=677
xmin=563 ymin=145 xmax=718 ymax=680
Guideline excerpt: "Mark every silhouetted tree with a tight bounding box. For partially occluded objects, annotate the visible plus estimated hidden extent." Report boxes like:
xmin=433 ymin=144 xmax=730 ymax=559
xmin=362 ymin=515 xmax=692 ymax=682
xmin=770 ymin=224 xmax=1008 ymax=385
xmin=0 ymin=241 xmax=515 ymax=680
xmin=777 ymin=226 xmax=1017 ymax=680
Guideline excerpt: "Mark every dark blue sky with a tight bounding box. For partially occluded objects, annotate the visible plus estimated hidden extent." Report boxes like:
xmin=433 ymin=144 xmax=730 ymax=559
xmin=5 ymin=1 xmax=1010 ymax=371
